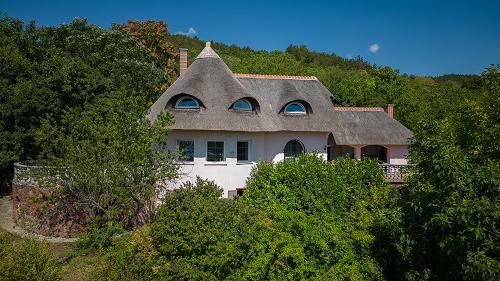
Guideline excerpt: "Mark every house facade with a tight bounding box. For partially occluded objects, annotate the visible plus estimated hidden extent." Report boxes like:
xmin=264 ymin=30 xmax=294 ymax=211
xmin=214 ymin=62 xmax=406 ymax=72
xmin=149 ymin=42 xmax=412 ymax=197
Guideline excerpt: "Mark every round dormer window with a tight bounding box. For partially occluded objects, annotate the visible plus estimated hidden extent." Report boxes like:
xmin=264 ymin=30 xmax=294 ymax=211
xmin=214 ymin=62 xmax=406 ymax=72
xmin=175 ymin=97 xmax=200 ymax=109
xmin=233 ymin=99 xmax=253 ymax=111
xmin=284 ymin=102 xmax=306 ymax=114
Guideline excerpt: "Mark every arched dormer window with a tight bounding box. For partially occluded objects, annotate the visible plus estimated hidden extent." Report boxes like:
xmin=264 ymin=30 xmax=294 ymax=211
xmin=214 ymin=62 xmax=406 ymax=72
xmin=283 ymin=102 xmax=307 ymax=114
xmin=233 ymin=98 xmax=253 ymax=111
xmin=284 ymin=140 xmax=305 ymax=160
xmin=230 ymin=97 xmax=260 ymax=113
xmin=175 ymin=96 xmax=200 ymax=109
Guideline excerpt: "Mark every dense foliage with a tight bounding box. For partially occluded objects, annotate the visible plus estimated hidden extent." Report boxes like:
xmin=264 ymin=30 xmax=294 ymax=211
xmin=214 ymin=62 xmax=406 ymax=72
xmin=241 ymin=155 xmax=401 ymax=280
xmin=0 ymin=14 xmax=498 ymax=280
xmin=397 ymin=66 xmax=500 ymax=280
xmin=95 ymin=156 xmax=399 ymax=280
xmin=0 ymin=16 xmax=167 ymax=184
xmin=34 ymin=92 xmax=177 ymax=229
xmin=0 ymin=231 xmax=60 ymax=281
xmin=95 ymin=179 xmax=263 ymax=280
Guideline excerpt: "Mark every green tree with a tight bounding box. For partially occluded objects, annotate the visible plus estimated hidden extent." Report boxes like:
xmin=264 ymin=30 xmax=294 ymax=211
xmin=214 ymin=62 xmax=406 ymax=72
xmin=34 ymin=91 xmax=177 ymax=228
xmin=399 ymin=65 xmax=500 ymax=280
xmin=239 ymin=154 xmax=397 ymax=280
xmin=0 ymin=16 xmax=166 ymax=187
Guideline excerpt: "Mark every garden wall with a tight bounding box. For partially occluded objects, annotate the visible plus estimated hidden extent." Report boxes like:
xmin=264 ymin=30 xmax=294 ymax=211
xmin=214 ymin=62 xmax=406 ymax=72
xmin=12 ymin=162 xmax=86 ymax=238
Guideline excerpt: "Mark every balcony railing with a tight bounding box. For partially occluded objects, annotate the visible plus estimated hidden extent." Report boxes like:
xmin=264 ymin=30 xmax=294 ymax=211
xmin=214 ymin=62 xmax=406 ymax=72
xmin=379 ymin=163 xmax=411 ymax=183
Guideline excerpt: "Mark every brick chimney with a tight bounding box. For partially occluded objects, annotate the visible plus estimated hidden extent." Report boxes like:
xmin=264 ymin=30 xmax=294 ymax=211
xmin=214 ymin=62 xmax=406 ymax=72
xmin=384 ymin=103 xmax=394 ymax=118
xmin=179 ymin=48 xmax=188 ymax=76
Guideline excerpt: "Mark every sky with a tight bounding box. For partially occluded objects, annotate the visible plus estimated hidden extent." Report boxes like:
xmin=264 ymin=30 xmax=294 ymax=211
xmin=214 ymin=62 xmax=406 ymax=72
xmin=1 ymin=0 xmax=499 ymax=76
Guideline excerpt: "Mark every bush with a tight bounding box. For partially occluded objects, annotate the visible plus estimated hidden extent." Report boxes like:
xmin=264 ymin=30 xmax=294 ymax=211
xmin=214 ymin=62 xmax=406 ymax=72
xmin=96 ymin=178 xmax=263 ymax=280
xmin=93 ymin=225 xmax=160 ymax=281
xmin=76 ymin=221 xmax=124 ymax=252
xmin=0 ymin=231 xmax=60 ymax=281
xmin=239 ymin=154 xmax=395 ymax=280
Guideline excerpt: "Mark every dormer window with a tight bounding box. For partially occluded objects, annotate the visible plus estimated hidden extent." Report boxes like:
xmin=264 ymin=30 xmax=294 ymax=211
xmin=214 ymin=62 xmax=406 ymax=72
xmin=233 ymin=99 xmax=253 ymax=111
xmin=284 ymin=102 xmax=307 ymax=114
xmin=175 ymin=97 xmax=200 ymax=109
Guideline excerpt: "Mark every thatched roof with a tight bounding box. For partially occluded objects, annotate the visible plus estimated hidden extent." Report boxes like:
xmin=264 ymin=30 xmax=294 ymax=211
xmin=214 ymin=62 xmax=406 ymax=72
xmin=148 ymin=43 xmax=412 ymax=145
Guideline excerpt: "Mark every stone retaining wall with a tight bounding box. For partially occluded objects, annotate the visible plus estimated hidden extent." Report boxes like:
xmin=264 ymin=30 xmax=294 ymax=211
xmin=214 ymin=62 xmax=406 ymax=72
xmin=12 ymin=162 xmax=86 ymax=238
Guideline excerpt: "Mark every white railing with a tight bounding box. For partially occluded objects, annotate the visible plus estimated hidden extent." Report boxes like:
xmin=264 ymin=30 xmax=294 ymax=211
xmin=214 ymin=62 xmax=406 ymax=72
xmin=379 ymin=164 xmax=411 ymax=182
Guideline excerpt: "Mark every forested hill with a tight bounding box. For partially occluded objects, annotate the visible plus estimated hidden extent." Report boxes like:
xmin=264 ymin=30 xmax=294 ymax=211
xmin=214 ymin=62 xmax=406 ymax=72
xmin=167 ymin=34 xmax=479 ymax=87
xmin=166 ymin=31 xmax=485 ymax=128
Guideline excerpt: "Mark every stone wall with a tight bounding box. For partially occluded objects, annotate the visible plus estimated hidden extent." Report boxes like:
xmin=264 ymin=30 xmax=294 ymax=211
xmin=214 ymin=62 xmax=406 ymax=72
xmin=12 ymin=162 xmax=86 ymax=238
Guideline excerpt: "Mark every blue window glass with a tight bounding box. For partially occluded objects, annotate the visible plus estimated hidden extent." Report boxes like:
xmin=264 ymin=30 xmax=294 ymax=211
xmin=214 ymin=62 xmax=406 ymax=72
xmin=284 ymin=102 xmax=306 ymax=114
xmin=175 ymin=97 xmax=199 ymax=109
xmin=233 ymin=99 xmax=252 ymax=111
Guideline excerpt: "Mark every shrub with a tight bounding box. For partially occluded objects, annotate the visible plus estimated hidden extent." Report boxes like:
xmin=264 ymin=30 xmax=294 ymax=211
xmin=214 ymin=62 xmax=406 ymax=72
xmin=239 ymin=154 xmax=394 ymax=280
xmin=93 ymin=225 xmax=160 ymax=281
xmin=0 ymin=232 xmax=60 ymax=281
xmin=97 ymin=178 xmax=263 ymax=280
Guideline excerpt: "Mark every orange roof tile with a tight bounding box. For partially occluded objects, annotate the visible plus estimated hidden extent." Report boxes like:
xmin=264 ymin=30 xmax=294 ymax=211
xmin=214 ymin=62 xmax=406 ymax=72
xmin=234 ymin=73 xmax=317 ymax=80
xmin=334 ymin=107 xmax=384 ymax=111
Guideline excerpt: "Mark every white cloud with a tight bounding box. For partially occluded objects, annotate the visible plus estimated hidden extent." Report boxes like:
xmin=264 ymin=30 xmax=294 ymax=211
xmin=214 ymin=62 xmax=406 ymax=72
xmin=345 ymin=53 xmax=353 ymax=59
xmin=368 ymin=43 xmax=380 ymax=53
xmin=176 ymin=27 xmax=197 ymax=37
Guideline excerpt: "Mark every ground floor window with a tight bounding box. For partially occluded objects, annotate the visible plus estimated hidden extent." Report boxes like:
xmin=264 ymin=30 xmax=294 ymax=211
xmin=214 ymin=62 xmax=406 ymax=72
xmin=284 ymin=140 xmax=304 ymax=160
xmin=207 ymin=141 xmax=225 ymax=162
xmin=177 ymin=140 xmax=194 ymax=161
xmin=237 ymin=141 xmax=249 ymax=162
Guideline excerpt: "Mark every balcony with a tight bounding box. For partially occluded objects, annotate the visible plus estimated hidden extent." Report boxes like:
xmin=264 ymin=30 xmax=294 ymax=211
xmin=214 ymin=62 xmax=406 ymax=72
xmin=379 ymin=163 xmax=411 ymax=184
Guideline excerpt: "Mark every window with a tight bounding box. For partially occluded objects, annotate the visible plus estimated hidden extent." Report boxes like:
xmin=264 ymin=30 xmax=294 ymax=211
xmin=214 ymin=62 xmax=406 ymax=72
xmin=175 ymin=96 xmax=199 ymax=109
xmin=177 ymin=140 xmax=194 ymax=161
xmin=237 ymin=141 xmax=249 ymax=161
xmin=284 ymin=140 xmax=304 ymax=160
xmin=233 ymin=99 xmax=252 ymax=111
xmin=284 ymin=102 xmax=306 ymax=114
xmin=207 ymin=141 xmax=224 ymax=162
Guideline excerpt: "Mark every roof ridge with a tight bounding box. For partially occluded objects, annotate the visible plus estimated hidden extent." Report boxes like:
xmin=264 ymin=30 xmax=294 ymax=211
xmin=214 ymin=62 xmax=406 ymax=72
xmin=234 ymin=73 xmax=317 ymax=80
xmin=196 ymin=41 xmax=221 ymax=59
xmin=334 ymin=107 xmax=384 ymax=111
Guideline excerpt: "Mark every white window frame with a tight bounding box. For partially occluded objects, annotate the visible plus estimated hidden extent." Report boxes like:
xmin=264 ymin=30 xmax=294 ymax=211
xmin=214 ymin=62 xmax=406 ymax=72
xmin=233 ymin=99 xmax=253 ymax=111
xmin=175 ymin=96 xmax=200 ymax=109
xmin=284 ymin=102 xmax=307 ymax=114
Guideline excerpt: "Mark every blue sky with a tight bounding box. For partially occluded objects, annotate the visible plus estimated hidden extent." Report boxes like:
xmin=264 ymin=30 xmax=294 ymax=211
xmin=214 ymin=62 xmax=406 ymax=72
xmin=1 ymin=0 xmax=499 ymax=76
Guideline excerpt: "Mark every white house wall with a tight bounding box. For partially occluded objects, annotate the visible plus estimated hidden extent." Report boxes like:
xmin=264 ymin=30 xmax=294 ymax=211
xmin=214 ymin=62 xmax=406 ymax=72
xmin=167 ymin=130 xmax=328 ymax=197
xmin=388 ymin=145 xmax=409 ymax=165
xmin=166 ymin=130 xmax=410 ymax=197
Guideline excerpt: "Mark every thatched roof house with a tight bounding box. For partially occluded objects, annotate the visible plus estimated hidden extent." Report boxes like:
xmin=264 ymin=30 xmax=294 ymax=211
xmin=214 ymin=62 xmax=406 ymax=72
xmin=149 ymin=42 xmax=412 ymax=196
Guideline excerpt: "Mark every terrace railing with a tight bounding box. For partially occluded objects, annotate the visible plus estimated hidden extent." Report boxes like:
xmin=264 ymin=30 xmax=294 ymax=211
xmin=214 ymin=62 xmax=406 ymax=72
xmin=379 ymin=163 xmax=411 ymax=183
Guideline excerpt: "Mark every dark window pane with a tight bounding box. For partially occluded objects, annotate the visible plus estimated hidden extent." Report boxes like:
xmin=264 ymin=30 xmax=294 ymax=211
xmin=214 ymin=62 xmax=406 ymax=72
xmin=284 ymin=140 xmax=304 ymax=160
xmin=237 ymin=141 xmax=249 ymax=161
xmin=207 ymin=141 xmax=224 ymax=162
xmin=177 ymin=140 xmax=194 ymax=161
